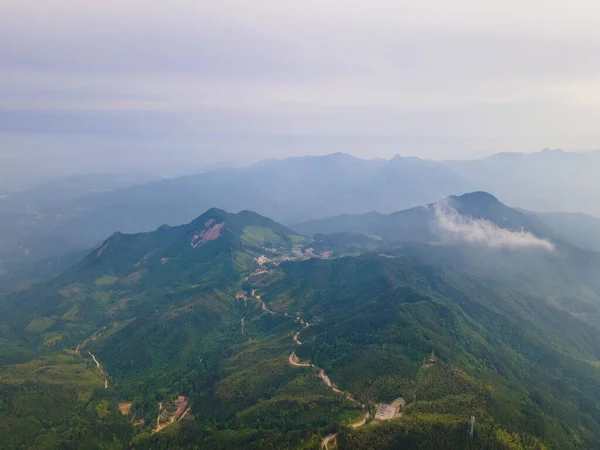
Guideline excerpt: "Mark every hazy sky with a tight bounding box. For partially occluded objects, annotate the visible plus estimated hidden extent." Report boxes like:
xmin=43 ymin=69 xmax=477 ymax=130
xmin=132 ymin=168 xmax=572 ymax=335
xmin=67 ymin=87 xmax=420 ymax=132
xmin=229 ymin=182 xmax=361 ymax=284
xmin=2 ymin=0 xmax=600 ymax=175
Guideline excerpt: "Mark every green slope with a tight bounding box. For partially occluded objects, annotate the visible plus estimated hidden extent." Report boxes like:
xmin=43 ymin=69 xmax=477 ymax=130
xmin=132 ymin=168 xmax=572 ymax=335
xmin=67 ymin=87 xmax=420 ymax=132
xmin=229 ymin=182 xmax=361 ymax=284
xmin=260 ymin=251 xmax=600 ymax=448
xmin=0 ymin=208 xmax=315 ymax=449
xmin=2 ymin=201 xmax=600 ymax=449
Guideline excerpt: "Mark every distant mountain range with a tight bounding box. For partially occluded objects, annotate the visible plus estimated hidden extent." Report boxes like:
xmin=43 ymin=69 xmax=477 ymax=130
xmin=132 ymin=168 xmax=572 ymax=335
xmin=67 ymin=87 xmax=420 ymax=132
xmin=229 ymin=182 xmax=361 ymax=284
xmin=445 ymin=149 xmax=600 ymax=216
xmin=1 ymin=150 xmax=600 ymax=288
xmin=524 ymin=210 xmax=600 ymax=252
xmin=294 ymin=191 xmax=600 ymax=253
xmin=296 ymin=193 xmax=600 ymax=301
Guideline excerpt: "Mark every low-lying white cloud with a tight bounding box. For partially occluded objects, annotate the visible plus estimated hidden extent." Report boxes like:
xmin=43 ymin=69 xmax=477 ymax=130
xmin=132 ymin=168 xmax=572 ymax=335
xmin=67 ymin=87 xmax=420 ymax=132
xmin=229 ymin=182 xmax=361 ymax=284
xmin=433 ymin=201 xmax=555 ymax=251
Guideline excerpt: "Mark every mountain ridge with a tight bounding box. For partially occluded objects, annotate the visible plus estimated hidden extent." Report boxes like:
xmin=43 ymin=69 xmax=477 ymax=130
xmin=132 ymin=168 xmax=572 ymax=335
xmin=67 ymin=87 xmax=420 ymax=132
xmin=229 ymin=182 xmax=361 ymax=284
xmin=3 ymin=199 xmax=600 ymax=448
xmin=294 ymin=191 xmax=555 ymax=244
xmin=2 ymin=149 xmax=600 ymax=282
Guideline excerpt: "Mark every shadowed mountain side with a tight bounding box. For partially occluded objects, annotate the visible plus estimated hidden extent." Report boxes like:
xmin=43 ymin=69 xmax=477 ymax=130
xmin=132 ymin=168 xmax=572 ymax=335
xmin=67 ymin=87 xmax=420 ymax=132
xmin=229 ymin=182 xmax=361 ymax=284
xmin=294 ymin=192 xmax=555 ymax=243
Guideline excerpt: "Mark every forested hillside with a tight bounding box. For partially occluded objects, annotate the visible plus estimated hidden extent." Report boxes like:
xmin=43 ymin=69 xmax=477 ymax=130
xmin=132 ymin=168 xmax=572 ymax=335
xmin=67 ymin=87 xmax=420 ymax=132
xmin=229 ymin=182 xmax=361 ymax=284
xmin=2 ymin=197 xmax=600 ymax=449
xmin=261 ymin=248 xmax=600 ymax=448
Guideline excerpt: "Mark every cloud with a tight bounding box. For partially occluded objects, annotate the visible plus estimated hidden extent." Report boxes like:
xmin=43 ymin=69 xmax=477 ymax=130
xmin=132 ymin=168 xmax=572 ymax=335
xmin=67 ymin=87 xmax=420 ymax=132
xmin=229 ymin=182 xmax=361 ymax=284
xmin=4 ymin=0 xmax=600 ymax=168
xmin=433 ymin=201 xmax=555 ymax=251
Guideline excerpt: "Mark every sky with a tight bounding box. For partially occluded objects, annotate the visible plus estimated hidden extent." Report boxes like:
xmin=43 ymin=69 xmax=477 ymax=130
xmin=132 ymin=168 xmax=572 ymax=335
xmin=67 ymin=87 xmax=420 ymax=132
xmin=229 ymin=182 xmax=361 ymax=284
xmin=2 ymin=0 xmax=600 ymax=177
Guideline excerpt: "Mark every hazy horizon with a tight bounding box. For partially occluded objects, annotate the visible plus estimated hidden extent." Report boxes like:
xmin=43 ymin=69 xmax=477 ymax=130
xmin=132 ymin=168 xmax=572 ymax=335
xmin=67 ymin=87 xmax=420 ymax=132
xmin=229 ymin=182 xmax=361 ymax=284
xmin=4 ymin=1 xmax=600 ymax=179
xmin=2 ymin=145 xmax=597 ymax=188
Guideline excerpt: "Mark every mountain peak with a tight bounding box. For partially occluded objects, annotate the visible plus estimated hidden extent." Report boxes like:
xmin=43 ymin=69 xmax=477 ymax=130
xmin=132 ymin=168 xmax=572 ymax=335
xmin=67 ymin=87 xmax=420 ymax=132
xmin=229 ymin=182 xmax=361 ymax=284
xmin=450 ymin=191 xmax=501 ymax=207
xmin=201 ymin=207 xmax=228 ymax=217
xmin=322 ymin=152 xmax=354 ymax=159
xmin=540 ymin=148 xmax=565 ymax=154
xmin=76 ymin=207 xmax=300 ymax=283
xmin=440 ymin=191 xmax=556 ymax=239
xmin=390 ymin=154 xmax=428 ymax=164
xmin=189 ymin=207 xmax=229 ymax=226
xmin=444 ymin=192 xmax=507 ymax=221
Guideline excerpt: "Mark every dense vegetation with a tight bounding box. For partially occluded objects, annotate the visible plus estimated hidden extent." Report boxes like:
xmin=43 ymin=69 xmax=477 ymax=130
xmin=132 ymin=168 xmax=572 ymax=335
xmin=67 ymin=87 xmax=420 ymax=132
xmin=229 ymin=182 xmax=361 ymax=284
xmin=2 ymin=198 xmax=600 ymax=448
xmin=261 ymin=247 xmax=600 ymax=448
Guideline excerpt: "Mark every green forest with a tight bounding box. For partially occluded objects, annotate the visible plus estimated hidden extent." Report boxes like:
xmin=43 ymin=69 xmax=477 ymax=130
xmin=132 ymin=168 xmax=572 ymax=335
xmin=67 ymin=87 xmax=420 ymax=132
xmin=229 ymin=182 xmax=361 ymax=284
xmin=1 ymin=205 xmax=600 ymax=449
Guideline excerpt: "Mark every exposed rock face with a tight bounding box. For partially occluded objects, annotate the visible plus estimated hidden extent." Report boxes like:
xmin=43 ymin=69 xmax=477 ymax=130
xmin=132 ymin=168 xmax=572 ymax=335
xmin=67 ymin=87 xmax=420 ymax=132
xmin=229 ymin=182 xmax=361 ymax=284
xmin=96 ymin=232 xmax=123 ymax=257
xmin=191 ymin=219 xmax=225 ymax=248
xmin=96 ymin=240 xmax=110 ymax=257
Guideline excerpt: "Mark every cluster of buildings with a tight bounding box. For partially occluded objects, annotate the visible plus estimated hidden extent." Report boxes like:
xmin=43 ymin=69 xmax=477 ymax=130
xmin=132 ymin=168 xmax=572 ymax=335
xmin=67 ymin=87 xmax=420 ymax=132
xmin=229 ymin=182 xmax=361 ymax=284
xmin=160 ymin=396 xmax=189 ymax=423
xmin=173 ymin=396 xmax=188 ymax=421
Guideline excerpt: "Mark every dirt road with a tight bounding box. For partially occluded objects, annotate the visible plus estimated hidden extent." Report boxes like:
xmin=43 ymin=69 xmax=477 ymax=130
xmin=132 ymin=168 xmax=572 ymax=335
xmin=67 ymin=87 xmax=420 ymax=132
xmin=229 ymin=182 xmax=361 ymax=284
xmin=351 ymin=412 xmax=370 ymax=428
xmin=88 ymin=352 xmax=108 ymax=389
xmin=288 ymin=315 xmax=368 ymax=450
xmin=152 ymin=402 xmax=169 ymax=434
xmin=293 ymin=331 xmax=302 ymax=345
xmin=288 ymin=351 xmax=312 ymax=367
xmin=319 ymin=413 xmax=369 ymax=449
xmin=89 ymin=352 xmax=101 ymax=368
xmin=288 ymin=314 xmax=367 ymax=405
xmin=321 ymin=433 xmax=337 ymax=449
xmin=75 ymin=327 xmax=106 ymax=354
xmin=246 ymin=284 xmax=369 ymax=449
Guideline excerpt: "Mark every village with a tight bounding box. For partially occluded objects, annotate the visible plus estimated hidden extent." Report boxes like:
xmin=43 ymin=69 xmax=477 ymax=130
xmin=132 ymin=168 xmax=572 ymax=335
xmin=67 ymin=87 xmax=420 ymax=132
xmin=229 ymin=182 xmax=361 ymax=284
xmin=249 ymin=244 xmax=334 ymax=279
xmin=156 ymin=395 xmax=190 ymax=431
xmin=118 ymin=395 xmax=191 ymax=434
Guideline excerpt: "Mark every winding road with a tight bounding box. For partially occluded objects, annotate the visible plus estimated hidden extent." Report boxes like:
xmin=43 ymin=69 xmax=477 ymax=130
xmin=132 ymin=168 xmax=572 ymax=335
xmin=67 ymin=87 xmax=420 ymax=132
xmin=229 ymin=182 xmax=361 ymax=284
xmin=152 ymin=402 xmax=169 ymax=434
xmin=288 ymin=351 xmax=312 ymax=367
xmin=283 ymin=302 xmax=368 ymax=449
xmin=88 ymin=351 xmax=108 ymax=389
xmin=293 ymin=331 xmax=302 ymax=345
xmin=243 ymin=283 xmax=370 ymax=449
xmin=321 ymin=434 xmax=337 ymax=449
xmin=319 ymin=412 xmax=370 ymax=449
xmin=350 ymin=412 xmax=370 ymax=428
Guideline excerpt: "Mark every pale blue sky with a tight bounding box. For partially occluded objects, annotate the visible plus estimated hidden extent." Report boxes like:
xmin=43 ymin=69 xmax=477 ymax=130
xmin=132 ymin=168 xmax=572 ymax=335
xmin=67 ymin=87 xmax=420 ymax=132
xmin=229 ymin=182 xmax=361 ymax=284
xmin=2 ymin=0 xmax=600 ymax=175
